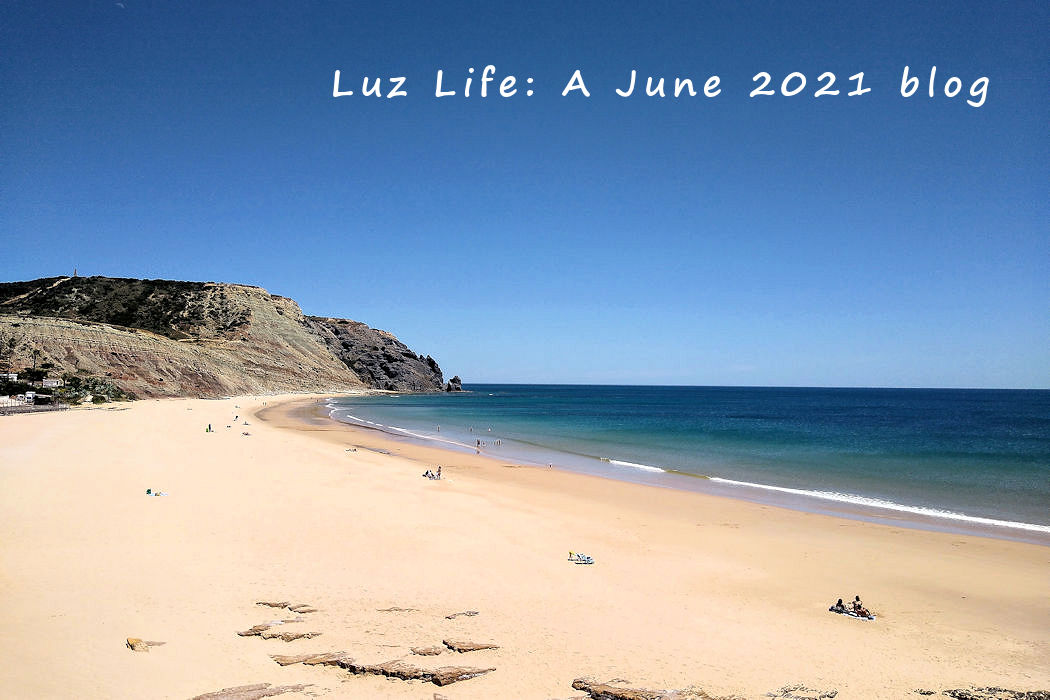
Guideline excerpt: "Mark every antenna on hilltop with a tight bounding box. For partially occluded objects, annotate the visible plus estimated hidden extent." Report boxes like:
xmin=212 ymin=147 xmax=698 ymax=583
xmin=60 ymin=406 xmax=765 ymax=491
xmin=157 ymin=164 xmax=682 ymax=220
xmin=73 ymin=267 xmax=77 ymax=278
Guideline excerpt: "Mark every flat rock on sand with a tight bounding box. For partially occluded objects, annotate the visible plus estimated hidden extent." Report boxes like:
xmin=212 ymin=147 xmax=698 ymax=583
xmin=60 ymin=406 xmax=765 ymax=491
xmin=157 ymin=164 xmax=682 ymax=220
xmin=236 ymin=623 xmax=319 ymax=642
xmin=270 ymin=654 xmax=321 ymax=666
xmin=125 ymin=637 xmax=165 ymax=652
xmin=571 ymin=678 xmax=664 ymax=700
xmin=765 ymin=684 xmax=838 ymax=700
xmin=412 ymin=645 xmax=446 ymax=656
xmin=303 ymin=651 xmax=353 ymax=666
xmin=443 ymin=639 xmax=499 ymax=653
xmin=336 ymin=658 xmax=496 ymax=687
xmin=942 ymin=689 xmax=1050 ymax=700
xmin=258 ymin=630 xmax=321 ymax=642
xmin=255 ymin=601 xmax=317 ymax=613
xmin=270 ymin=652 xmax=350 ymax=667
xmin=236 ymin=624 xmax=273 ymax=637
xmin=188 ymin=683 xmax=311 ymax=700
xmin=445 ymin=610 xmax=479 ymax=619
xmin=571 ymin=677 xmax=741 ymax=700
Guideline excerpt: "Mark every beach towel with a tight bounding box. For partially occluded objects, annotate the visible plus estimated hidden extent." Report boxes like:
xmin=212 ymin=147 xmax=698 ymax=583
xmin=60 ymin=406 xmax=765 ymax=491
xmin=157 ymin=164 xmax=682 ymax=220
xmin=829 ymin=607 xmax=875 ymax=620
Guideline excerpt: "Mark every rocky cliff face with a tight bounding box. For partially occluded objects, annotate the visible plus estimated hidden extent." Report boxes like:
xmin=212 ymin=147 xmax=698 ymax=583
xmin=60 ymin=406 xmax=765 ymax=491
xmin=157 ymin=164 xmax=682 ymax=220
xmin=0 ymin=276 xmax=449 ymax=398
xmin=304 ymin=317 xmax=444 ymax=392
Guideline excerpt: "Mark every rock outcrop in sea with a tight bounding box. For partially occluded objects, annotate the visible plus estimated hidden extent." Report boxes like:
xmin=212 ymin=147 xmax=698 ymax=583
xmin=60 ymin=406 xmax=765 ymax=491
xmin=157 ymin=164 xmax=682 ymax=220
xmin=0 ymin=275 xmax=453 ymax=398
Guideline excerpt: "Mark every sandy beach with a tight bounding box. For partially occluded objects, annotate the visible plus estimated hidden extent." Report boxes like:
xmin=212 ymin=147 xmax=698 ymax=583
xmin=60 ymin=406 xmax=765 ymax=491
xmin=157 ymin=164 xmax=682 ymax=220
xmin=1 ymin=394 xmax=1048 ymax=699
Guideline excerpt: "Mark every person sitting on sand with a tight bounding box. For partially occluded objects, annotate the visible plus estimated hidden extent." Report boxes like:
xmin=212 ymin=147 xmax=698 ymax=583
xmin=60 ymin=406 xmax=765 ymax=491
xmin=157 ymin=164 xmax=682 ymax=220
xmin=830 ymin=598 xmax=847 ymax=613
xmin=851 ymin=595 xmax=872 ymax=617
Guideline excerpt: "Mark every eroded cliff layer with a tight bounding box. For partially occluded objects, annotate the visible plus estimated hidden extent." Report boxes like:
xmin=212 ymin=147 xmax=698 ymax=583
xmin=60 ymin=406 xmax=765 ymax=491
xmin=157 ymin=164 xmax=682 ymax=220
xmin=0 ymin=276 xmax=447 ymax=398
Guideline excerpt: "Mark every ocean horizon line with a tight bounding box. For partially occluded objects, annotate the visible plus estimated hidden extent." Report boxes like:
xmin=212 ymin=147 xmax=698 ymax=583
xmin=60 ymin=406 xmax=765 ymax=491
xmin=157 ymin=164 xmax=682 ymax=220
xmin=458 ymin=382 xmax=1050 ymax=392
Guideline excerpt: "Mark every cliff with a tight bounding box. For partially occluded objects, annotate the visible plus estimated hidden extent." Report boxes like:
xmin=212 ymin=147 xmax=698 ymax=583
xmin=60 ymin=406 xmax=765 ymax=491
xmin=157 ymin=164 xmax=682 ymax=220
xmin=303 ymin=317 xmax=444 ymax=392
xmin=0 ymin=276 xmax=448 ymax=398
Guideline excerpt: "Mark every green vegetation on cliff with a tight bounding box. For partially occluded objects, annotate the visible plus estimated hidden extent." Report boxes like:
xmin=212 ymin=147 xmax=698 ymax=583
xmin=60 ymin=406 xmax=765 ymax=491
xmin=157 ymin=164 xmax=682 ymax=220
xmin=0 ymin=276 xmax=245 ymax=340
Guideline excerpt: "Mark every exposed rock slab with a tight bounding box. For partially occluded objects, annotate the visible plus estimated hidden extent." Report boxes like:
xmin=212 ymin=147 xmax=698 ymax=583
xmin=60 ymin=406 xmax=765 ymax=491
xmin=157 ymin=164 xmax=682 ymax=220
xmin=335 ymin=658 xmax=495 ymax=686
xmin=126 ymin=637 xmax=165 ymax=652
xmin=572 ymin=679 xmax=663 ymax=700
xmin=188 ymin=682 xmax=311 ymax=700
xmin=259 ymin=630 xmax=321 ymax=642
xmin=268 ymin=652 xmax=350 ymax=667
xmin=572 ymin=678 xmax=739 ymax=700
xmin=412 ymin=645 xmax=446 ymax=656
xmin=376 ymin=606 xmax=417 ymax=613
xmin=237 ymin=624 xmax=273 ymax=637
xmin=303 ymin=651 xmax=353 ymax=666
xmin=444 ymin=610 xmax=479 ymax=619
xmin=270 ymin=654 xmax=320 ymax=666
xmin=430 ymin=666 xmax=497 ymax=686
xmin=255 ymin=601 xmax=316 ymax=614
xmin=942 ymin=689 xmax=1050 ymax=700
xmin=443 ymin=639 xmax=499 ymax=653
xmin=237 ymin=620 xmax=306 ymax=638
xmin=765 ymin=685 xmax=837 ymax=699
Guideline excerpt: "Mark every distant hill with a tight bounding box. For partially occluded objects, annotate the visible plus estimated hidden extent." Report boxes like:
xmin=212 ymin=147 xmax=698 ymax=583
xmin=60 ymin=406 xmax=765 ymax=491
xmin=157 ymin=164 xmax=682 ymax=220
xmin=0 ymin=276 xmax=454 ymax=398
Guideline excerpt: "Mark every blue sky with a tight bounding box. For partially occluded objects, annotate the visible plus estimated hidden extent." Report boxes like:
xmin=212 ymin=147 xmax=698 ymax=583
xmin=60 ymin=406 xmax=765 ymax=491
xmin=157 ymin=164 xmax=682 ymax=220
xmin=2 ymin=1 xmax=1047 ymax=387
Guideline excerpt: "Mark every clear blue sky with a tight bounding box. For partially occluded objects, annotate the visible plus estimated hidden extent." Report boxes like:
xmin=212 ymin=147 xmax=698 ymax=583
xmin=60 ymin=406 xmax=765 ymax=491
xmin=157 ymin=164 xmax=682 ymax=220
xmin=2 ymin=1 xmax=1047 ymax=388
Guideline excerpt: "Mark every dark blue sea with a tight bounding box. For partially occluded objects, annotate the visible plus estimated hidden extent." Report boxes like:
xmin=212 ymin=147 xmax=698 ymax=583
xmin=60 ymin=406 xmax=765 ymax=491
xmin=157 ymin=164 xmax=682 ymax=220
xmin=328 ymin=385 xmax=1050 ymax=541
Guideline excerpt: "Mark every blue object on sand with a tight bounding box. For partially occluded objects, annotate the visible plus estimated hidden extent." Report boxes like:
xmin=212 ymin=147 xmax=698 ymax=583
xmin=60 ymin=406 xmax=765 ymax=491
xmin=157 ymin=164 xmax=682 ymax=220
xmin=829 ymin=606 xmax=875 ymax=620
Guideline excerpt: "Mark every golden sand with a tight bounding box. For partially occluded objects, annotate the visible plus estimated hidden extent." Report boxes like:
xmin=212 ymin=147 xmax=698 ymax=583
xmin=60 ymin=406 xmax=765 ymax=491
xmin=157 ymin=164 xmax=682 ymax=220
xmin=1 ymin=395 xmax=1047 ymax=698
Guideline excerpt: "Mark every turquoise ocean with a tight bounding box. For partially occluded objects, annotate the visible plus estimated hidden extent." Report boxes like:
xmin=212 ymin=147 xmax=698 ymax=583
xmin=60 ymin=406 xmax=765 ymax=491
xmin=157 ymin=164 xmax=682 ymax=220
xmin=327 ymin=385 xmax=1050 ymax=543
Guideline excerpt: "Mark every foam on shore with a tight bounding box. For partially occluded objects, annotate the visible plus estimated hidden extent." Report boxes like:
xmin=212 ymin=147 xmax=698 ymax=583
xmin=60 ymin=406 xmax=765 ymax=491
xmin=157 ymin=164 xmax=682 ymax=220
xmin=328 ymin=399 xmax=1050 ymax=540
xmin=708 ymin=477 xmax=1050 ymax=534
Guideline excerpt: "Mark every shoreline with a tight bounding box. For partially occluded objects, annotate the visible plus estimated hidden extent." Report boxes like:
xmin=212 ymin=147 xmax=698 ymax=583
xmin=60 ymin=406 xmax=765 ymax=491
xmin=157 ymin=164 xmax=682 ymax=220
xmin=305 ymin=395 xmax=1050 ymax=547
xmin=1 ymin=393 xmax=1047 ymax=698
